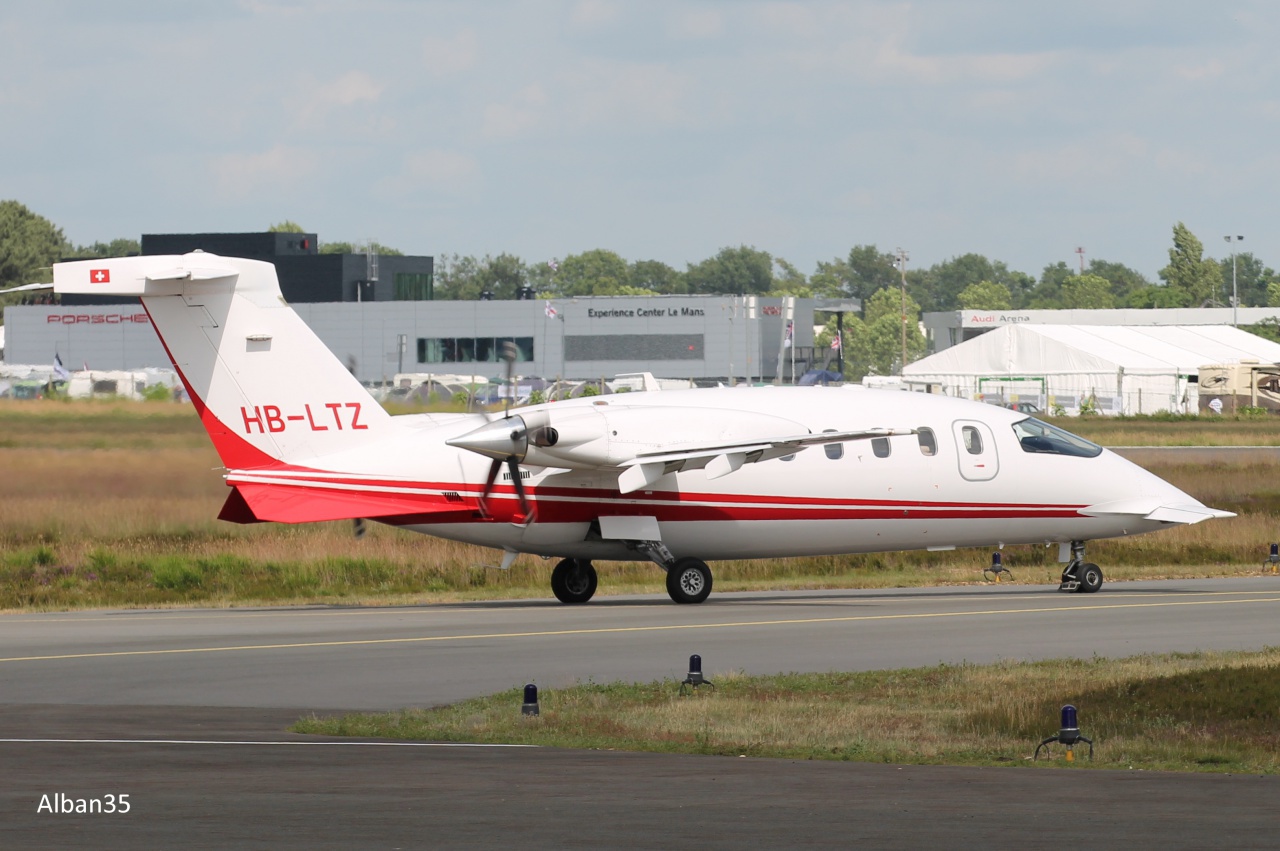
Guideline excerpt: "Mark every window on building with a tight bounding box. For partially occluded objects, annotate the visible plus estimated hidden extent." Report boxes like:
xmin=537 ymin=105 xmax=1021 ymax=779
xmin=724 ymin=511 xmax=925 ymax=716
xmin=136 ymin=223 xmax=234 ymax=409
xmin=417 ymin=337 xmax=534 ymax=364
xmin=394 ymin=272 xmax=433 ymax=301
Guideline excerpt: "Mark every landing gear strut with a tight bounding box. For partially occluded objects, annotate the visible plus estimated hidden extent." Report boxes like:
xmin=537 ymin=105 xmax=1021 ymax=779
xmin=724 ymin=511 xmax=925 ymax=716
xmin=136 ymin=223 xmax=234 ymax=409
xmin=551 ymin=558 xmax=597 ymax=604
xmin=1058 ymin=541 xmax=1103 ymax=594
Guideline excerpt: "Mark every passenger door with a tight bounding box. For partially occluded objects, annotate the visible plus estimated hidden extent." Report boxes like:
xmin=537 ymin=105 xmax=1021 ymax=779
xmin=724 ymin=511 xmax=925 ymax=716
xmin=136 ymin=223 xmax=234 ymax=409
xmin=952 ymin=420 xmax=999 ymax=482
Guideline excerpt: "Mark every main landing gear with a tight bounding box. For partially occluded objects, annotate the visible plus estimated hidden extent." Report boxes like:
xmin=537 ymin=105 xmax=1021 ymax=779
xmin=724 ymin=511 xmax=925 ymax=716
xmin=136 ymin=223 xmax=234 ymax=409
xmin=551 ymin=558 xmax=598 ymax=604
xmin=548 ymin=551 xmax=715 ymax=605
xmin=1058 ymin=541 xmax=1103 ymax=594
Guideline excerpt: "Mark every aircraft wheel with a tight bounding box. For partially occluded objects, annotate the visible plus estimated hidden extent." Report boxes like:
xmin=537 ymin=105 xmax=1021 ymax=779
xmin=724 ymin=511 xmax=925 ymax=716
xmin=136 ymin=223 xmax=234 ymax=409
xmin=666 ymin=558 xmax=712 ymax=604
xmin=1077 ymin=562 xmax=1103 ymax=594
xmin=551 ymin=559 xmax=597 ymax=604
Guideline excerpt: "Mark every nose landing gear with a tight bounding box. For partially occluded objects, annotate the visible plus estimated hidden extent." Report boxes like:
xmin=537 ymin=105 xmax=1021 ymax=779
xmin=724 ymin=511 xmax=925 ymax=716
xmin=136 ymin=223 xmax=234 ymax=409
xmin=1058 ymin=541 xmax=1103 ymax=593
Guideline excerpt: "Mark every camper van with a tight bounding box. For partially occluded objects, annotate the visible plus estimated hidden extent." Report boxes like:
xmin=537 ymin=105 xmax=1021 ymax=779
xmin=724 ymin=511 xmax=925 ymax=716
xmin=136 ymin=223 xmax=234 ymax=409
xmin=1198 ymin=360 xmax=1280 ymax=414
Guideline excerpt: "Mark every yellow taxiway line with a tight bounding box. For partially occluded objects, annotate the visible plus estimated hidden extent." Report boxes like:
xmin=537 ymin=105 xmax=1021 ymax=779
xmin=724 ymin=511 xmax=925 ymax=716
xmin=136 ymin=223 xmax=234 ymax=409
xmin=2 ymin=594 xmax=1280 ymax=665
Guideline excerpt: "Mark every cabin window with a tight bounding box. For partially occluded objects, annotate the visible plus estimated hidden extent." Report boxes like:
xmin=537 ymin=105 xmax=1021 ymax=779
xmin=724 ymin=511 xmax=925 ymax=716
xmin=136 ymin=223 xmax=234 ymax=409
xmin=917 ymin=427 xmax=937 ymax=456
xmin=871 ymin=437 xmax=891 ymax=458
xmin=823 ymin=429 xmax=844 ymax=460
xmin=1011 ymin=418 xmax=1103 ymax=458
xmin=962 ymin=425 xmax=983 ymax=455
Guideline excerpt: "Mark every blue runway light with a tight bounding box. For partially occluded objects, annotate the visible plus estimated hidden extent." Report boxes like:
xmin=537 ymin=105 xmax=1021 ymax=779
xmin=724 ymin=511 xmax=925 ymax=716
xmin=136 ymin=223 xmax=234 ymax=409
xmin=521 ymin=683 xmax=539 ymax=716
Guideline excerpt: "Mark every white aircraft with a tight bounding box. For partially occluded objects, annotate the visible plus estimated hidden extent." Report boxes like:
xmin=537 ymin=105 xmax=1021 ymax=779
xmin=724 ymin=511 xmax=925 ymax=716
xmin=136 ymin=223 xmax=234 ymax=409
xmin=34 ymin=253 xmax=1233 ymax=604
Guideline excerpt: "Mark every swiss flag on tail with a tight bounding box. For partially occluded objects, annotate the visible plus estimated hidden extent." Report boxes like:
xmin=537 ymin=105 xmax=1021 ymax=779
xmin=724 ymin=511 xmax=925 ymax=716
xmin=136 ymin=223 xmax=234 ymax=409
xmin=90 ymin=269 xmax=110 ymax=284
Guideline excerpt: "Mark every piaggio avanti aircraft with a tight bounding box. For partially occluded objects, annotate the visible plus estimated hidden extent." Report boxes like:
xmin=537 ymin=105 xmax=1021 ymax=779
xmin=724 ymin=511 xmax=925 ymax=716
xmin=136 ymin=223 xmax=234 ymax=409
xmin=27 ymin=253 xmax=1234 ymax=604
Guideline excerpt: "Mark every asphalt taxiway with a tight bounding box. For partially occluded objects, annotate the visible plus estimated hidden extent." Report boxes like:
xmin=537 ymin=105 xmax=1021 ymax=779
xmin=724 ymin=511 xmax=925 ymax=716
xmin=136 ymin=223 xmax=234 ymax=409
xmin=3 ymin=577 xmax=1280 ymax=848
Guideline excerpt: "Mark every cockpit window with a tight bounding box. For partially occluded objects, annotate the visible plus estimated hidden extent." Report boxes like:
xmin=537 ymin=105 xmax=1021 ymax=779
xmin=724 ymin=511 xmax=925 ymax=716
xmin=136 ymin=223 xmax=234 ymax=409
xmin=1012 ymin=418 xmax=1103 ymax=458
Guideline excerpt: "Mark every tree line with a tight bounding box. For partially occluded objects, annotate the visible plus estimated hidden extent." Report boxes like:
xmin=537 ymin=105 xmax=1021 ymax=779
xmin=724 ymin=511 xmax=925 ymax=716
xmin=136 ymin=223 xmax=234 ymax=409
xmin=3 ymin=201 xmax=1277 ymax=378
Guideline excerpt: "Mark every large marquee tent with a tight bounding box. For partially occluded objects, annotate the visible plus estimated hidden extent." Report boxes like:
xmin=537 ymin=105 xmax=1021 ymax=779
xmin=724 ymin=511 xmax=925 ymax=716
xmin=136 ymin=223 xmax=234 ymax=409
xmin=902 ymin=324 xmax=1280 ymax=415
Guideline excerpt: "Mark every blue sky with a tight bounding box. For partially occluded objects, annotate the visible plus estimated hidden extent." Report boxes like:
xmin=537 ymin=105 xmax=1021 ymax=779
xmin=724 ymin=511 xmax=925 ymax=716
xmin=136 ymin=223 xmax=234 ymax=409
xmin=3 ymin=1 xmax=1276 ymax=281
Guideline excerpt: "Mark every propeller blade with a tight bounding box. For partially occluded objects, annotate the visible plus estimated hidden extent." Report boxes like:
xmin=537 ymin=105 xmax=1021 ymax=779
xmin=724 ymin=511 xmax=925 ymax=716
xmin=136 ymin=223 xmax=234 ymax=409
xmin=507 ymin=456 xmax=535 ymax=524
xmin=478 ymin=457 xmax=504 ymax=517
xmin=352 ymin=518 xmax=367 ymax=539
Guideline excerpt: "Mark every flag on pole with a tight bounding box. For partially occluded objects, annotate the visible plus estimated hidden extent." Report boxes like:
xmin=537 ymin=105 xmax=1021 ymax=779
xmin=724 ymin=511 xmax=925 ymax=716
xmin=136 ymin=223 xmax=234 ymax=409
xmin=830 ymin=334 xmax=842 ymax=351
xmin=53 ymin=353 xmax=69 ymax=380
xmin=547 ymin=259 xmax=559 ymax=272
xmin=783 ymin=320 xmax=793 ymax=348
xmin=544 ymin=301 xmax=558 ymax=320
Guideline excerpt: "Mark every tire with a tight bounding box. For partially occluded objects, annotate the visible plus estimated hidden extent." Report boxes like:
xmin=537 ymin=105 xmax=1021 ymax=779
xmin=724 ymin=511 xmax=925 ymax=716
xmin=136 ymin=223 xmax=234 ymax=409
xmin=1077 ymin=562 xmax=1103 ymax=594
xmin=666 ymin=558 xmax=713 ymax=604
xmin=551 ymin=559 xmax=597 ymax=604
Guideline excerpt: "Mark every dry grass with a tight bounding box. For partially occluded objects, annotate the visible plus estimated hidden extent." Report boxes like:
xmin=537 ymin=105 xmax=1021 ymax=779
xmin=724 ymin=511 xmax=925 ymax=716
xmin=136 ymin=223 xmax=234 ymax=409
xmin=296 ymin=648 xmax=1280 ymax=772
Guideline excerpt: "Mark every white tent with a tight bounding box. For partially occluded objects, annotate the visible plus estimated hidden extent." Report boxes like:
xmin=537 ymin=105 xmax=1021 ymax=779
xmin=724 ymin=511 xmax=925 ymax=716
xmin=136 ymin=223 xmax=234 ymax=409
xmin=904 ymin=324 xmax=1280 ymax=415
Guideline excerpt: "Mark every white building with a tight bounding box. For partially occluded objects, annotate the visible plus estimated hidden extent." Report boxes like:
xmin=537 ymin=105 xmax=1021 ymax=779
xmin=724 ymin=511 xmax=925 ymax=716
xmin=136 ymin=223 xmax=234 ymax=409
xmin=924 ymin=307 xmax=1280 ymax=353
xmin=902 ymin=324 xmax=1280 ymax=415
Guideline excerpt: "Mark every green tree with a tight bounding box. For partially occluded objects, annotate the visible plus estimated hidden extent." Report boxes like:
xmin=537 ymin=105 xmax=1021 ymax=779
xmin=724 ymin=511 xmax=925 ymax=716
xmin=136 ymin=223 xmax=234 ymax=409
xmin=1218 ymin=252 xmax=1275 ymax=308
xmin=0 ymin=200 xmax=64 ymax=290
xmin=1059 ymin=273 xmax=1115 ymax=309
xmin=319 ymin=239 xmax=403 ymax=256
xmin=685 ymin=246 xmax=773 ymax=295
xmin=267 ymin=220 xmax=305 ymax=233
xmin=1159 ymin=222 xmax=1222 ymax=307
xmin=629 ymin=259 xmax=684 ymax=294
xmin=832 ymin=287 xmax=927 ymax=377
xmin=554 ymin=249 xmax=636 ymax=296
xmin=957 ymin=280 xmax=1012 ymax=310
xmin=915 ymin=254 xmax=1033 ymax=312
xmin=1087 ymin=259 xmax=1149 ymax=305
xmin=434 ymin=253 xmax=529 ymax=300
xmin=63 ymin=238 xmax=141 ymax=259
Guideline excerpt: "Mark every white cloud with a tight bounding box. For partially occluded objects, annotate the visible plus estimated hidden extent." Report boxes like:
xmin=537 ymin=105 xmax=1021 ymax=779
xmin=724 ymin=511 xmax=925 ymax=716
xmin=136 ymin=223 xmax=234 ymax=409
xmin=562 ymin=61 xmax=691 ymax=129
xmin=211 ymin=144 xmax=322 ymax=200
xmin=422 ymin=29 xmax=479 ymax=76
xmin=482 ymin=84 xmax=550 ymax=138
xmin=668 ymin=8 xmax=723 ymax=40
xmin=401 ymin=148 xmax=481 ymax=193
xmin=1012 ymin=134 xmax=1150 ymax=184
xmin=294 ymin=70 xmax=384 ymax=126
xmin=1176 ymin=60 xmax=1225 ymax=81
xmin=569 ymin=0 xmax=623 ymax=29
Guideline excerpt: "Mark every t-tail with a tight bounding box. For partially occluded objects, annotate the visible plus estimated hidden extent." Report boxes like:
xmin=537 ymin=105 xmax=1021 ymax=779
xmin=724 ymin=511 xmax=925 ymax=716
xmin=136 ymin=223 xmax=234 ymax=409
xmin=54 ymin=252 xmax=392 ymax=471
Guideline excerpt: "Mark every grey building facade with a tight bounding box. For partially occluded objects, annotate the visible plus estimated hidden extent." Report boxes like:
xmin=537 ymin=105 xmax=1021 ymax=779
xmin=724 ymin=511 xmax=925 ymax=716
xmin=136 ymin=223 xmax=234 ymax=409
xmin=7 ymin=296 xmax=820 ymax=385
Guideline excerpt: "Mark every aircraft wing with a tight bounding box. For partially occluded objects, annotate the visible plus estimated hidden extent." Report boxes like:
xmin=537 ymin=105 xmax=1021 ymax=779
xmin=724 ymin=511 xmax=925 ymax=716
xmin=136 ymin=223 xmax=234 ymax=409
xmin=616 ymin=427 xmax=916 ymax=494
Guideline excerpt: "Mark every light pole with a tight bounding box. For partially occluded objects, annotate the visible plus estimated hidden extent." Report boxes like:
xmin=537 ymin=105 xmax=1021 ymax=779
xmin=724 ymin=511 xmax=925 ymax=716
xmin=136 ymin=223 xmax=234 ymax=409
xmin=895 ymin=247 xmax=910 ymax=372
xmin=1224 ymin=235 xmax=1244 ymax=327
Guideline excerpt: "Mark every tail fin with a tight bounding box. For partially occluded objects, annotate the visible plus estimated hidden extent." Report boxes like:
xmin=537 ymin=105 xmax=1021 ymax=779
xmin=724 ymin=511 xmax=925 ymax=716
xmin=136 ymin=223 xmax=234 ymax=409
xmin=55 ymin=253 xmax=391 ymax=469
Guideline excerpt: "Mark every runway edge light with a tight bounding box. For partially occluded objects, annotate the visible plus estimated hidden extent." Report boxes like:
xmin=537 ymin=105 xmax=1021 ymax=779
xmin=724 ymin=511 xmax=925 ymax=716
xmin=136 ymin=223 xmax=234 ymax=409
xmin=679 ymin=654 xmax=715 ymax=696
xmin=522 ymin=683 xmax=539 ymax=716
xmin=1034 ymin=703 xmax=1093 ymax=762
xmin=1267 ymin=543 xmax=1279 ymax=573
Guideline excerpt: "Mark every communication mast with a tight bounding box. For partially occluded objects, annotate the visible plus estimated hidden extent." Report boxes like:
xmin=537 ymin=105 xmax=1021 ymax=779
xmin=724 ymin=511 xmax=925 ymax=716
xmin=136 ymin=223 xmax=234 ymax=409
xmin=1075 ymin=246 xmax=1085 ymax=274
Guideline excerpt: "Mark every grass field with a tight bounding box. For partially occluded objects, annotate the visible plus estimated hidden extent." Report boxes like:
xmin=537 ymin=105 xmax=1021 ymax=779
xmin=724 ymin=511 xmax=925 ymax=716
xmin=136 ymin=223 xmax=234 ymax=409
xmin=296 ymin=647 xmax=1280 ymax=773
xmin=1 ymin=399 xmax=1277 ymax=610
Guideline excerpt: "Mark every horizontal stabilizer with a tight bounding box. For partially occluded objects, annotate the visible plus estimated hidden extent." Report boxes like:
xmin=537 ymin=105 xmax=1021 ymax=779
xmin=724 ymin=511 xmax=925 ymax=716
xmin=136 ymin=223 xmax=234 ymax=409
xmin=228 ymin=481 xmax=476 ymax=524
